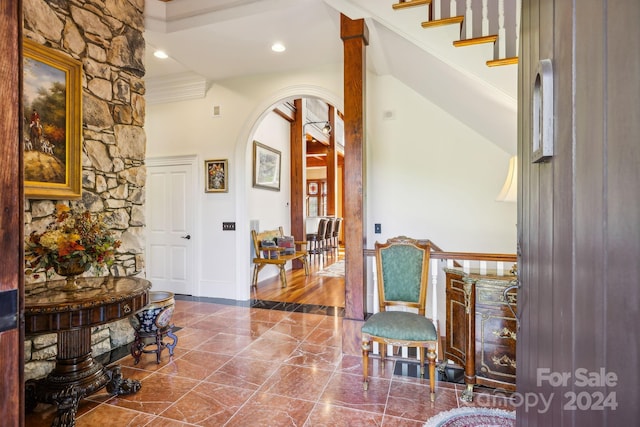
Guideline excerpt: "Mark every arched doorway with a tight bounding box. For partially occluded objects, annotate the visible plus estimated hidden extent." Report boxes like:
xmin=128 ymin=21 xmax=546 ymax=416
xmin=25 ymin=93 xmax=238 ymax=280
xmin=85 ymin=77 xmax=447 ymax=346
xmin=234 ymin=89 xmax=345 ymax=307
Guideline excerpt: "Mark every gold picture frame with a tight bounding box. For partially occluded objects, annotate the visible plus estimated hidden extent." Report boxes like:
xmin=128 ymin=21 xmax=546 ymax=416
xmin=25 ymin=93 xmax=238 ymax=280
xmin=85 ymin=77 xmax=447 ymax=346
xmin=205 ymin=159 xmax=229 ymax=193
xmin=23 ymin=39 xmax=83 ymax=199
xmin=252 ymin=141 xmax=281 ymax=191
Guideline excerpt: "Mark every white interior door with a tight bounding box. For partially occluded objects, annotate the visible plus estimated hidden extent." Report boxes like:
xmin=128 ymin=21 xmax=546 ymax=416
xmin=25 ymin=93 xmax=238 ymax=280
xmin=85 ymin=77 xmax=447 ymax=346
xmin=146 ymin=157 xmax=196 ymax=295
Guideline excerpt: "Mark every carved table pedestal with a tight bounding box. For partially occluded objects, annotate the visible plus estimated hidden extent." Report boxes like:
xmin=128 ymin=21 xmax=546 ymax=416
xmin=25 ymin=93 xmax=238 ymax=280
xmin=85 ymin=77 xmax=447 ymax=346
xmin=24 ymin=276 xmax=151 ymax=427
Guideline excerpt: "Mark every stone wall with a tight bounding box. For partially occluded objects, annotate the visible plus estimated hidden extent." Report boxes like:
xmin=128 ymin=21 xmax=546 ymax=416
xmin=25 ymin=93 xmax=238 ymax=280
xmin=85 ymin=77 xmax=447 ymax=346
xmin=24 ymin=320 xmax=135 ymax=381
xmin=23 ymin=0 xmax=147 ymax=380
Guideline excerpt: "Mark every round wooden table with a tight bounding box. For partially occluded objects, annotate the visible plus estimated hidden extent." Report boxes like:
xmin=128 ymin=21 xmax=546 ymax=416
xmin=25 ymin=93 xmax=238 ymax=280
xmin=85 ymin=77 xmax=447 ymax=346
xmin=24 ymin=276 xmax=151 ymax=427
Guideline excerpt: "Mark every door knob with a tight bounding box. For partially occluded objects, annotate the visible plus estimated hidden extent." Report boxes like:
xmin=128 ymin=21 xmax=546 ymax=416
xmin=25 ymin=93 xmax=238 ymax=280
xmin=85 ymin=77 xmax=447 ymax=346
xmin=181 ymin=235 xmax=191 ymax=240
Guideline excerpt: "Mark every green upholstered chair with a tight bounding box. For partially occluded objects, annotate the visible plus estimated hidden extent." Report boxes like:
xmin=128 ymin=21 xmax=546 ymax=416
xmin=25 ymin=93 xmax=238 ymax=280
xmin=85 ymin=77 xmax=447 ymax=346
xmin=361 ymin=236 xmax=437 ymax=401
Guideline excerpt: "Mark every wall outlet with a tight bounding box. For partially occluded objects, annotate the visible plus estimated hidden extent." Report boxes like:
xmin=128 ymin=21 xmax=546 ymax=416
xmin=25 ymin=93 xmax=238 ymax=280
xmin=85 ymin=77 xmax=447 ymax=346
xmin=222 ymin=222 xmax=236 ymax=231
xmin=374 ymin=223 xmax=381 ymax=234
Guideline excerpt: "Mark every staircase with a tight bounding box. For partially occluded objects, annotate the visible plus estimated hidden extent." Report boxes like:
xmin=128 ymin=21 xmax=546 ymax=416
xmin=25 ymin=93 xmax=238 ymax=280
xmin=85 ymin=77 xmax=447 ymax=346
xmin=392 ymin=0 xmax=519 ymax=66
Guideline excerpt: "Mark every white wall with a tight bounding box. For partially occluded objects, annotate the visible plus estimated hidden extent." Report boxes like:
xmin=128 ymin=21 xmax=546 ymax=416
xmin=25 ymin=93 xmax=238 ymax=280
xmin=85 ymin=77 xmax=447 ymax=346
xmin=146 ymin=65 xmax=343 ymax=300
xmin=247 ymin=111 xmax=292 ymax=282
xmin=366 ymin=75 xmax=516 ymax=252
xmin=145 ymin=65 xmax=516 ymax=302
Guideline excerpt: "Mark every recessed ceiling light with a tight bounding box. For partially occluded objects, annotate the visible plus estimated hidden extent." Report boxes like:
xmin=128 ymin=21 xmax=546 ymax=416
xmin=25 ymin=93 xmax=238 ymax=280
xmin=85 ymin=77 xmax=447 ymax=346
xmin=154 ymin=50 xmax=169 ymax=59
xmin=271 ymin=43 xmax=286 ymax=53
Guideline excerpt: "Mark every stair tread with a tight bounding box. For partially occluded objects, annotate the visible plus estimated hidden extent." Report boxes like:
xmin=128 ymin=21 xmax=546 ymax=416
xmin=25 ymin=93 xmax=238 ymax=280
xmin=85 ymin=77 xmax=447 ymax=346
xmin=421 ymin=16 xmax=464 ymax=28
xmin=392 ymin=0 xmax=431 ymax=10
xmin=453 ymin=35 xmax=498 ymax=47
xmin=487 ymin=57 xmax=519 ymax=67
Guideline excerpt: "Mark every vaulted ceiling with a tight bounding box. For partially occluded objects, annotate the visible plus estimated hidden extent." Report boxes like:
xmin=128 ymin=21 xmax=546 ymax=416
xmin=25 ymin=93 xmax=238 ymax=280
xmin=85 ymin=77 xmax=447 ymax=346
xmin=143 ymin=0 xmax=517 ymax=154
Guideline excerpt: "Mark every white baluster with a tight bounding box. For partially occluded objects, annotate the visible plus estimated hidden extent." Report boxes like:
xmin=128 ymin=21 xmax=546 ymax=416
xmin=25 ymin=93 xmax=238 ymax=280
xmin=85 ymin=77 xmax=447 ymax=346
xmin=401 ymin=346 xmax=409 ymax=359
xmin=498 ymin=0 xmax=506 ymax=58
xmin=372 ymin=261 xmax=379 ymax=355
xmin=435 ymin=0 xmax=442 ymax=20
xmin=372 ymin=261 xmax=379 ymax=315
xmin=497 ymin=261 xmax=505 ymax=276
xmin=463 ymin=260 xmax=471 ymax=273
xmin=480 ymin=260 xmax=487 ymax=275
xmin=482 ymin=0 xmax=489 ymax=36
xmin=450 ymin=0 xmax=457 ymax=18
xmin=431 ymin=258 xmax=438 ymax=327
xmin=446 ymin=259 xmax=454 ymax=269
xmin=465 ymin=0 xmax=473 ymax=39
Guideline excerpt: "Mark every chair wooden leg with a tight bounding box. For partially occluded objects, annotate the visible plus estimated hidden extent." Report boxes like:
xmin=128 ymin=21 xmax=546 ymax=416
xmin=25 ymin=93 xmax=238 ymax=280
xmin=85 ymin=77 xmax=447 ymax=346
xmin=302 ymin=255 xmax=309 ymax=275
xmin=362 ymin=339 xmax=370 ymax=391
xmin=419 ymin=347 xmax=425 ymax=378
xmin=427 ymin=344 xmax=437 ymax=402
xmin=252 ymin=264 xmax=260 ymax=288
xmin=279 ymin=265 xmax=287 ymax=288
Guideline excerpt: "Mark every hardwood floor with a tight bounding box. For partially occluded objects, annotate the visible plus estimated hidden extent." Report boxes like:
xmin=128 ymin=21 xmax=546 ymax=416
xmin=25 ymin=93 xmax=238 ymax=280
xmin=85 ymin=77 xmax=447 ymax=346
xmin=251 ymin=248 xmax=345 ymax=308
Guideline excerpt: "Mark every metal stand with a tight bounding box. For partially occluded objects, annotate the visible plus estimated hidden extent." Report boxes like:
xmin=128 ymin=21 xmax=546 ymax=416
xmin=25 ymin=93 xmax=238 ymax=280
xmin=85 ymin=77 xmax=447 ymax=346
xmin=130 ymin=324 xmax=178 ymax=364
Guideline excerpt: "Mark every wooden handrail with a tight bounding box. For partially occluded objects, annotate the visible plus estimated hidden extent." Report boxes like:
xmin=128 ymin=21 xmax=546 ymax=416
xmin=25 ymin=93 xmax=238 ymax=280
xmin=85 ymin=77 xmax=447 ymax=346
xmin=364 ymin=243 xmax=516 ymax=264
xmin=431 ymin=251 xmax=517 ymax=263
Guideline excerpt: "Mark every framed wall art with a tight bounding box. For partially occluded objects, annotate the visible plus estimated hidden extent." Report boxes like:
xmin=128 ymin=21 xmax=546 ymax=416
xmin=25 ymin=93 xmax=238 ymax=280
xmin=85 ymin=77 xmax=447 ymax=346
xmin=252 ymin=141 xmax=281 ymax=191
xmin=23 ymin=39 xmax=83 ymax=199
xmin=205 ymin=159 xmax=228 ymax=192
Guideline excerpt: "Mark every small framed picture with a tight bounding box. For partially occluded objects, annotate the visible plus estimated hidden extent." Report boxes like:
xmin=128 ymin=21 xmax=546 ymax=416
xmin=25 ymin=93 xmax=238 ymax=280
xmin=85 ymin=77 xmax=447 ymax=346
xmin=205 ymin=159 xmax=228 ymax=193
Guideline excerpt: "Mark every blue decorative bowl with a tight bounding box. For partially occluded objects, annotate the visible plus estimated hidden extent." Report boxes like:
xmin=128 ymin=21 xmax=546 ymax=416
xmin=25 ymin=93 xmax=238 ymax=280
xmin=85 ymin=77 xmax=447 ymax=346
xmin=130 ymin=291 xmax=175 ymax=333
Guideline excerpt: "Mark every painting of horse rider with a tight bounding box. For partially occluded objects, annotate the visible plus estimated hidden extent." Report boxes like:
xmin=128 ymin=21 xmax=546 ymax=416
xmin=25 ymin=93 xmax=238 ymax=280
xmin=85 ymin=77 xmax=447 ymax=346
xmin=23 ymin=39 xmax=82 ymax=199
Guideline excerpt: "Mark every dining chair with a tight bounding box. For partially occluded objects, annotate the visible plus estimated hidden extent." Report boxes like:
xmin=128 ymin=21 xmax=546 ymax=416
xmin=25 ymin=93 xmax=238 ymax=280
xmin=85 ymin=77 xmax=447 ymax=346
xmin=306 ymin=218 xmax=328 ymax=255
xmin=331 ymin=217 xmax=342 ymax=249
xmin=322 ymin=218 xmax=335 ymax=255
xmin=361 ymin=236 xmax=437 ymax=401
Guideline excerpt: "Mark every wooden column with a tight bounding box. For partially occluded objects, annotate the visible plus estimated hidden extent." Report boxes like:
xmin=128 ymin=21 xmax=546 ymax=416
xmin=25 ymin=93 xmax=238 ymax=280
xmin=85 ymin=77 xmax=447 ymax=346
xmin=326 ymin=105 xmax=337 ymax=216
xmin=289 ymin=99 xmax=304 ymax=269
xmin=0 ymin=0 xmax=24 ymax=423
xmin=340 ymin=14 xmax=368 ymax=355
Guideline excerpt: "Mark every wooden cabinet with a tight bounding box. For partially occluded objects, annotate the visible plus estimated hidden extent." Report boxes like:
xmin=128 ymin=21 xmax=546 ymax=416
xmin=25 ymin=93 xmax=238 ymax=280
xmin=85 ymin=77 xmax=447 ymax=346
xmin=444 ymin=268 xmax=518 ymax=401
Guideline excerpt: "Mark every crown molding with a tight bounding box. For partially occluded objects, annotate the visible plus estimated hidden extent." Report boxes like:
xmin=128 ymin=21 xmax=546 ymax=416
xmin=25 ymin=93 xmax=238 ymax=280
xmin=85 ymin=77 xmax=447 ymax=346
xmin=145 ymin=72 xmax=208 ymax=105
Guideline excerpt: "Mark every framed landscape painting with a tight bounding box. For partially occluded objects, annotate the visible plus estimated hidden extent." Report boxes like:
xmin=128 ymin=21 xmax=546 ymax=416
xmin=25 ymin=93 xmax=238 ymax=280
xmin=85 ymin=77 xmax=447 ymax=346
xmin=23 ymin=39 xmax=82 ymax=199
xmin=252 ymin=141 xmax=281 ymax=191
xmin=205 ymin=159 xmax=228 ymax=193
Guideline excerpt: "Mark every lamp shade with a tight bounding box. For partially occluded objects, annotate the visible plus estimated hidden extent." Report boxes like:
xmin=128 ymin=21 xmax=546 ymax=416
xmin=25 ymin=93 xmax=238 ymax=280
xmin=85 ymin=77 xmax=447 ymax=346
xmin=496 ymin=156 xmax=517 ymax=202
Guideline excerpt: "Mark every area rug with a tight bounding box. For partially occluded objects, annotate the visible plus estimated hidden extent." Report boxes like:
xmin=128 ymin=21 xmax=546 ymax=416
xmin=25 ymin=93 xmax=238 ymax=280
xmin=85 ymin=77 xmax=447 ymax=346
xmin=424 ymin=407 xmax=515 ymax=427
xmin=316 ymin=260 xmax=345 ymax=277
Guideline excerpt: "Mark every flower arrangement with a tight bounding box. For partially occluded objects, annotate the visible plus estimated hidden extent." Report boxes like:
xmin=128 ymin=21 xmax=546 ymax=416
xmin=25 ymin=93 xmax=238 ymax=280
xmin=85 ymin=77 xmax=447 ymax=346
xmin=25 ymin=204 xmax=121 ymax=278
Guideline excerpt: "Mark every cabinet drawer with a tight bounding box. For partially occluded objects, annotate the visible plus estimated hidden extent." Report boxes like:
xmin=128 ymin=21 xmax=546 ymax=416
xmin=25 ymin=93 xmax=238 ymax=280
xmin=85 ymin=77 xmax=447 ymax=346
xmin=476 ymin=310 xmax=516 ymax=383
xmin=476 ymin=286 xmax=517 ymax=309
xmin=476 ymin=341 xmax=517 ymax=381
xmin=476 ymin=310 xmax=517 ymax=347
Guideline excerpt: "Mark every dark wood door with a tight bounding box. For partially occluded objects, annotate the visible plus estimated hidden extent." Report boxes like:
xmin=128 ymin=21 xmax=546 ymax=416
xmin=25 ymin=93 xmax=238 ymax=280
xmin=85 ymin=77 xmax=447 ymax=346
xmin=518 ymin=1 xmax=639 ymax=425
xmin=0 ymin=0 xmax=24 ymax=425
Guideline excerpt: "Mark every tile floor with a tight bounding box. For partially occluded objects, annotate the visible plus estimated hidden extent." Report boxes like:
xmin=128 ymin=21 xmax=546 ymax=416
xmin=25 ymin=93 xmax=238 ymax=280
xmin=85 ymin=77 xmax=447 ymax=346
xmin=26 ymin=298 xmax=515 ymax=426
